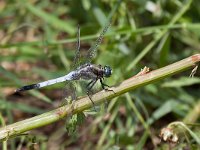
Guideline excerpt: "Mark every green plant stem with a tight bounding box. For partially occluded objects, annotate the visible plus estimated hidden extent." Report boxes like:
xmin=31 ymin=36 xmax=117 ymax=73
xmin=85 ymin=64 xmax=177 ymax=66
xmin=0 ymin=54 xmax=199 ymax=141
xmin=127 ymin=0 xmax=192 ymax=71
xmin=168 ymin=121 xmax=200 ymax=145
xmin=1 ymin=23 xmax=200 ymax=48
xmin=183 ymin=100 xmax=200 ymax=123
xmin=0 ymin=113 xmax=7 ymax=149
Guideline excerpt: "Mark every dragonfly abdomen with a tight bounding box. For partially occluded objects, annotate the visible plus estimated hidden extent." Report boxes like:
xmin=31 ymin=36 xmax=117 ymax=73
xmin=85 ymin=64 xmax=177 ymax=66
xmin=15 ymin=71 xmax=75 ymax=92
xmin=15 ymin=83 xmax=40 ymax=92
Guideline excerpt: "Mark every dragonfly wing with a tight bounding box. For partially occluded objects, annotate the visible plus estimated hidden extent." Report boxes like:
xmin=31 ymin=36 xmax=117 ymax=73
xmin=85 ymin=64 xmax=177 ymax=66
xmin=82 ymin=21 xmax=111 ymax=64
xmin=64 ymin=81 xmax=86 ymax=134
xmin=62 ymin=81 xmax=77 ymax=104
xmin=72 ymin=24 xmax=81 ymax=69
xmin=61 ymin=26 xmax=81 ymax=104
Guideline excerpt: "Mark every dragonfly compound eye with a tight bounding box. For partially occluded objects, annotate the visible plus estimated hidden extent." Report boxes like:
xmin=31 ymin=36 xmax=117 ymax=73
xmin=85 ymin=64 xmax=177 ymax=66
xmin=104 ymin=65 xmax=112 ymax=78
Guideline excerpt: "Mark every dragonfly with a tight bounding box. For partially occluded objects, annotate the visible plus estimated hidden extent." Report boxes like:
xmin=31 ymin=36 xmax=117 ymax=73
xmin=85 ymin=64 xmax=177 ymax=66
xmin=15 ymin=22 xmax=112 ymax=107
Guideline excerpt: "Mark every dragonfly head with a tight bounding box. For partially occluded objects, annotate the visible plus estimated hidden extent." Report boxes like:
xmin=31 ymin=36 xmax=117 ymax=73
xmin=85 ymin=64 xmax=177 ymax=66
xmin=103 ymin=65 xmax=112 ymax=78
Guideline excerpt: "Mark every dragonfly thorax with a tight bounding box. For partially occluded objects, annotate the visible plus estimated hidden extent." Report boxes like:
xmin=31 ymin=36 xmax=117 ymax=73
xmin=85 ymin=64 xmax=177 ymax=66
xmin=103 ymin=65 xmax=112 ymax=78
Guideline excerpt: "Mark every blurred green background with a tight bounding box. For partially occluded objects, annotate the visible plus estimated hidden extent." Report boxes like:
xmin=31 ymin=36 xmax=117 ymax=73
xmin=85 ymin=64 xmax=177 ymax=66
xmin=0 ymin=0 xmax=200 ymax=149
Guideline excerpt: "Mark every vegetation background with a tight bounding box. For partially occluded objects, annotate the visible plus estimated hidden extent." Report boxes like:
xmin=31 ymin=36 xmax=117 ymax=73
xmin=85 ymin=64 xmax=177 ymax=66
xmin=0 ymin=0 xmax=200 ymax=149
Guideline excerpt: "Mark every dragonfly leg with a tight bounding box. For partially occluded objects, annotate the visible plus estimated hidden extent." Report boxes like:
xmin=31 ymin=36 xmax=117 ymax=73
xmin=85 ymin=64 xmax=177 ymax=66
xmin=86 ymin=79 xmax=98 ymax=111
xmin=86 ymin=80 xmax=95 ymax=89
xmin=100 ymin=78 xmax=115 ymax=94
xmin=99 ymin=78 xmax=111 ymax=112
xmin=87 ymin=78 xmax=98 ymax=90
xmin=87 ymin=92 xmax=97 ymax=111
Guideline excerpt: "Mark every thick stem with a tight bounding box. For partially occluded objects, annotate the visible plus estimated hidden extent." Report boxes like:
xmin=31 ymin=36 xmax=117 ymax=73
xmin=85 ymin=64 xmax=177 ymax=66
xmin=0 ymin=54 xmax=199 ymax=141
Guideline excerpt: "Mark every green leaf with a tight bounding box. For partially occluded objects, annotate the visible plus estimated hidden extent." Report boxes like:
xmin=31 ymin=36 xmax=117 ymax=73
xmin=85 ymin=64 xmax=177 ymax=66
xmin=162 ymin=77 xmax=200 ymax=87
xmin=0 ymin=99 xmax=45 ymax=114
xmin=25 ymin=3 xmax=75 ymax=34
xmin=147 ymin=100 xmax=179 ymax=125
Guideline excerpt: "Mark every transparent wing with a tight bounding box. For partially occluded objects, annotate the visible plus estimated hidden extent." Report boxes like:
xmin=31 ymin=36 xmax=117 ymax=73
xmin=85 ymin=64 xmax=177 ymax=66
xmin=82 ymin=21 xmax=111 ymax=64
xmin=61 ymin=81 xmax=77 ymax=105
xmin=72 ymin=24 xmax=81 ymax=69
xmin=64 ymin=81 xmax=86 ymax=134
xmin=61 ymin=25 xmax=81 ymax=104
